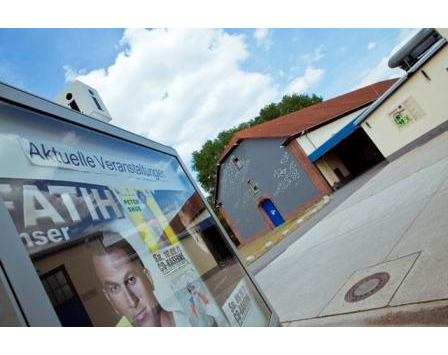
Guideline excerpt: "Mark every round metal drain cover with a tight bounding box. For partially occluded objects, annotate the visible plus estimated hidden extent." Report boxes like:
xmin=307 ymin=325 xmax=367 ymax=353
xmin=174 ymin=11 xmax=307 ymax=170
xmin=344 ymin=272 xmax=390 ymax=303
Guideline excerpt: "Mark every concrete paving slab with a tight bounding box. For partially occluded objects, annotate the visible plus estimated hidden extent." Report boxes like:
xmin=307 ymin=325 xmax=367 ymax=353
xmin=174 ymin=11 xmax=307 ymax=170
xmin=322 ymin=162 xmax=387 ymax=218
xmin=285 ymin=299 xmax=448 ymax=326
xmin=390 ymin=251 xmax=448 ymax=306
xmin=320 ymin=253 xmax=419 ymax=317
xmin=326 ymin=154 xmax=448 ymax=221
xmin=256 ymin=200 xmax=427 ymax=321
xmin=439 ymin=175 xmax=448 ymax=191
xmin=274 ymin=160 xmax=446 ymax=262
xmin=387 ymin=188 xmax=448 ymax=305
xmin=387 ymin=185 xmax=448 ymax=259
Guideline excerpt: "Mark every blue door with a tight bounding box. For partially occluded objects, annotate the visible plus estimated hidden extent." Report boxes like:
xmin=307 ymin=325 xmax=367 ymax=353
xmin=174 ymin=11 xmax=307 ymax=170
xmin=261 ymin=199 xmax=284 ymax=227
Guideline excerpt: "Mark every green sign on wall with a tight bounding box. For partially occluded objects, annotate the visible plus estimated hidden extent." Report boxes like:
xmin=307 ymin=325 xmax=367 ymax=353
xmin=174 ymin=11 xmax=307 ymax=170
xmin=393 ymin=112 xmax=410 ymax=126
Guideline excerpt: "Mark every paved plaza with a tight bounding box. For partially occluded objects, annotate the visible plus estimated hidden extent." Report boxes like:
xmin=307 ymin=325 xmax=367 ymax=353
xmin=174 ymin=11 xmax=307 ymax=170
xmin=255 ymin=131 xmax=448 ymax=326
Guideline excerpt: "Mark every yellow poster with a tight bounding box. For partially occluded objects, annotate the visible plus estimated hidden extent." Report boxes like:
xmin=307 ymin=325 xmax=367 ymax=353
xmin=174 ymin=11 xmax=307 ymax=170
xmin=115 ymin=188 xmax=178 ymax=252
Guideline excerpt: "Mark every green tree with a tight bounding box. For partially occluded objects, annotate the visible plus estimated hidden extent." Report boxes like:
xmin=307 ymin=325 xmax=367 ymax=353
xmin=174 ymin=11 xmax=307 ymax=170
xmin=257 ymin=103 xmax=281 ymax=123
xmin=277 ymin=93 xmax=322 ymax=116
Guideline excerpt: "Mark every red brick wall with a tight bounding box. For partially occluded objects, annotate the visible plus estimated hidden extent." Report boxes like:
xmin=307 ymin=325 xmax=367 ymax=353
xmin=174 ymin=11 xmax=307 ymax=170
xmin=287 ymin=139 xmax=332 ymax=195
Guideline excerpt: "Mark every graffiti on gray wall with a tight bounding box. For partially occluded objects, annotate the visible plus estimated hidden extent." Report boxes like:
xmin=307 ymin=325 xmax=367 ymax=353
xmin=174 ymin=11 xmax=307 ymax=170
xmin=272 ymin=151 xmax=302 ymax=197
xmin=220 ymin=157 xmax=255 ymax=209
xmin=220 ymin=156 xmax=249 ymax=197
xmin=217 ymin=139 xmax=319 ymax=240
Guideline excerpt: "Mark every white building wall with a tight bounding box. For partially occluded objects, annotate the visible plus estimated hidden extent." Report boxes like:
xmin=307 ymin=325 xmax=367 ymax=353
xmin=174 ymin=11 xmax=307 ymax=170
xmin=437 ymin=28 xmax=448 ymax=40
xmin=315 ymin=152 xmax=351 ymax=188
xmin=360 ymin=44 xmax=448 ymax=158
xmin=297 ymin=108 xmax=365 ymax=155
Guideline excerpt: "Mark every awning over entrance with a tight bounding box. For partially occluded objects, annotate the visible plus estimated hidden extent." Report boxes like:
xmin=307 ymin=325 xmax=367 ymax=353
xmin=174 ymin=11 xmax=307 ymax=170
xmin=307 ymin=119 xmax=359 ymax=162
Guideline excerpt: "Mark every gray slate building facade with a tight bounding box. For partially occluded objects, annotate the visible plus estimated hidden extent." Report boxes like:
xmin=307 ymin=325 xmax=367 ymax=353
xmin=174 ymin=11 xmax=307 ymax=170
xmin=214 ymin=79 xmax=398 ymax=245
xmin=216 ymin=138 xmax=331 ymax=244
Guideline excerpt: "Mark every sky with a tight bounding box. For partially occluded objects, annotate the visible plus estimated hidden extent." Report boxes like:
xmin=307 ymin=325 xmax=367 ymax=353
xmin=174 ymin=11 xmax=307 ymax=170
xmin=0 ymin=28 xmax=419 ymax=172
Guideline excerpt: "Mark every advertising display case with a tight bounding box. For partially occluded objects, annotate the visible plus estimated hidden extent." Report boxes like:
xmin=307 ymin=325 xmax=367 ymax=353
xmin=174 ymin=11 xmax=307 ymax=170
xmin=0 ymin=82 xmax=279 ymax=327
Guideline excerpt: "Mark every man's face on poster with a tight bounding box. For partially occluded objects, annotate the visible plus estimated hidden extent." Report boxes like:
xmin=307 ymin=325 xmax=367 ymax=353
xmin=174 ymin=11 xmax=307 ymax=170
xmin=93 ymin=248 xmax=160 ymax=326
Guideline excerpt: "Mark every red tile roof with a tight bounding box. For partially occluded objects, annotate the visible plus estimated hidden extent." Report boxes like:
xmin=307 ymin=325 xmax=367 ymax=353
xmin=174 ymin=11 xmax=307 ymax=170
xmin=217 ymin=78 xmax=398 ymax=165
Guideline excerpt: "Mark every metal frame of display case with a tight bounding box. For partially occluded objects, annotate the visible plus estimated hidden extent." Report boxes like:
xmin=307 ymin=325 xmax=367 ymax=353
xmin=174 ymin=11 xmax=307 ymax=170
xmin=0 ymin=81 xmax=280 ymax=327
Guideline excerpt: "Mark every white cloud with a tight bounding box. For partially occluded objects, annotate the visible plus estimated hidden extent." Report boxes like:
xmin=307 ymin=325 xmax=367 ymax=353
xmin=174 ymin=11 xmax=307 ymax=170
xmin=66 ymin=29 xmax=278 ymax=167
xmin=286 ymin=66 xmax=324 ymax=94
xmin=63 ymin=65 xmax=86 ymax=82
xmin=63 ymin=65 xmax=77 ymax=82
xmin=253 ymin=28 xmax=273 ymax=50
xmin=355 ymin=57 xmax=401 ymax=89
xmin=355 ymin=28 xmax=420 ymax=89
xmin=367 ymin=42 xmax=376 ymax=50
xmin=302 ymin=44 xmax=325 ymax=64
xmin=285 ymin=45 xmax=325 ymax=94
